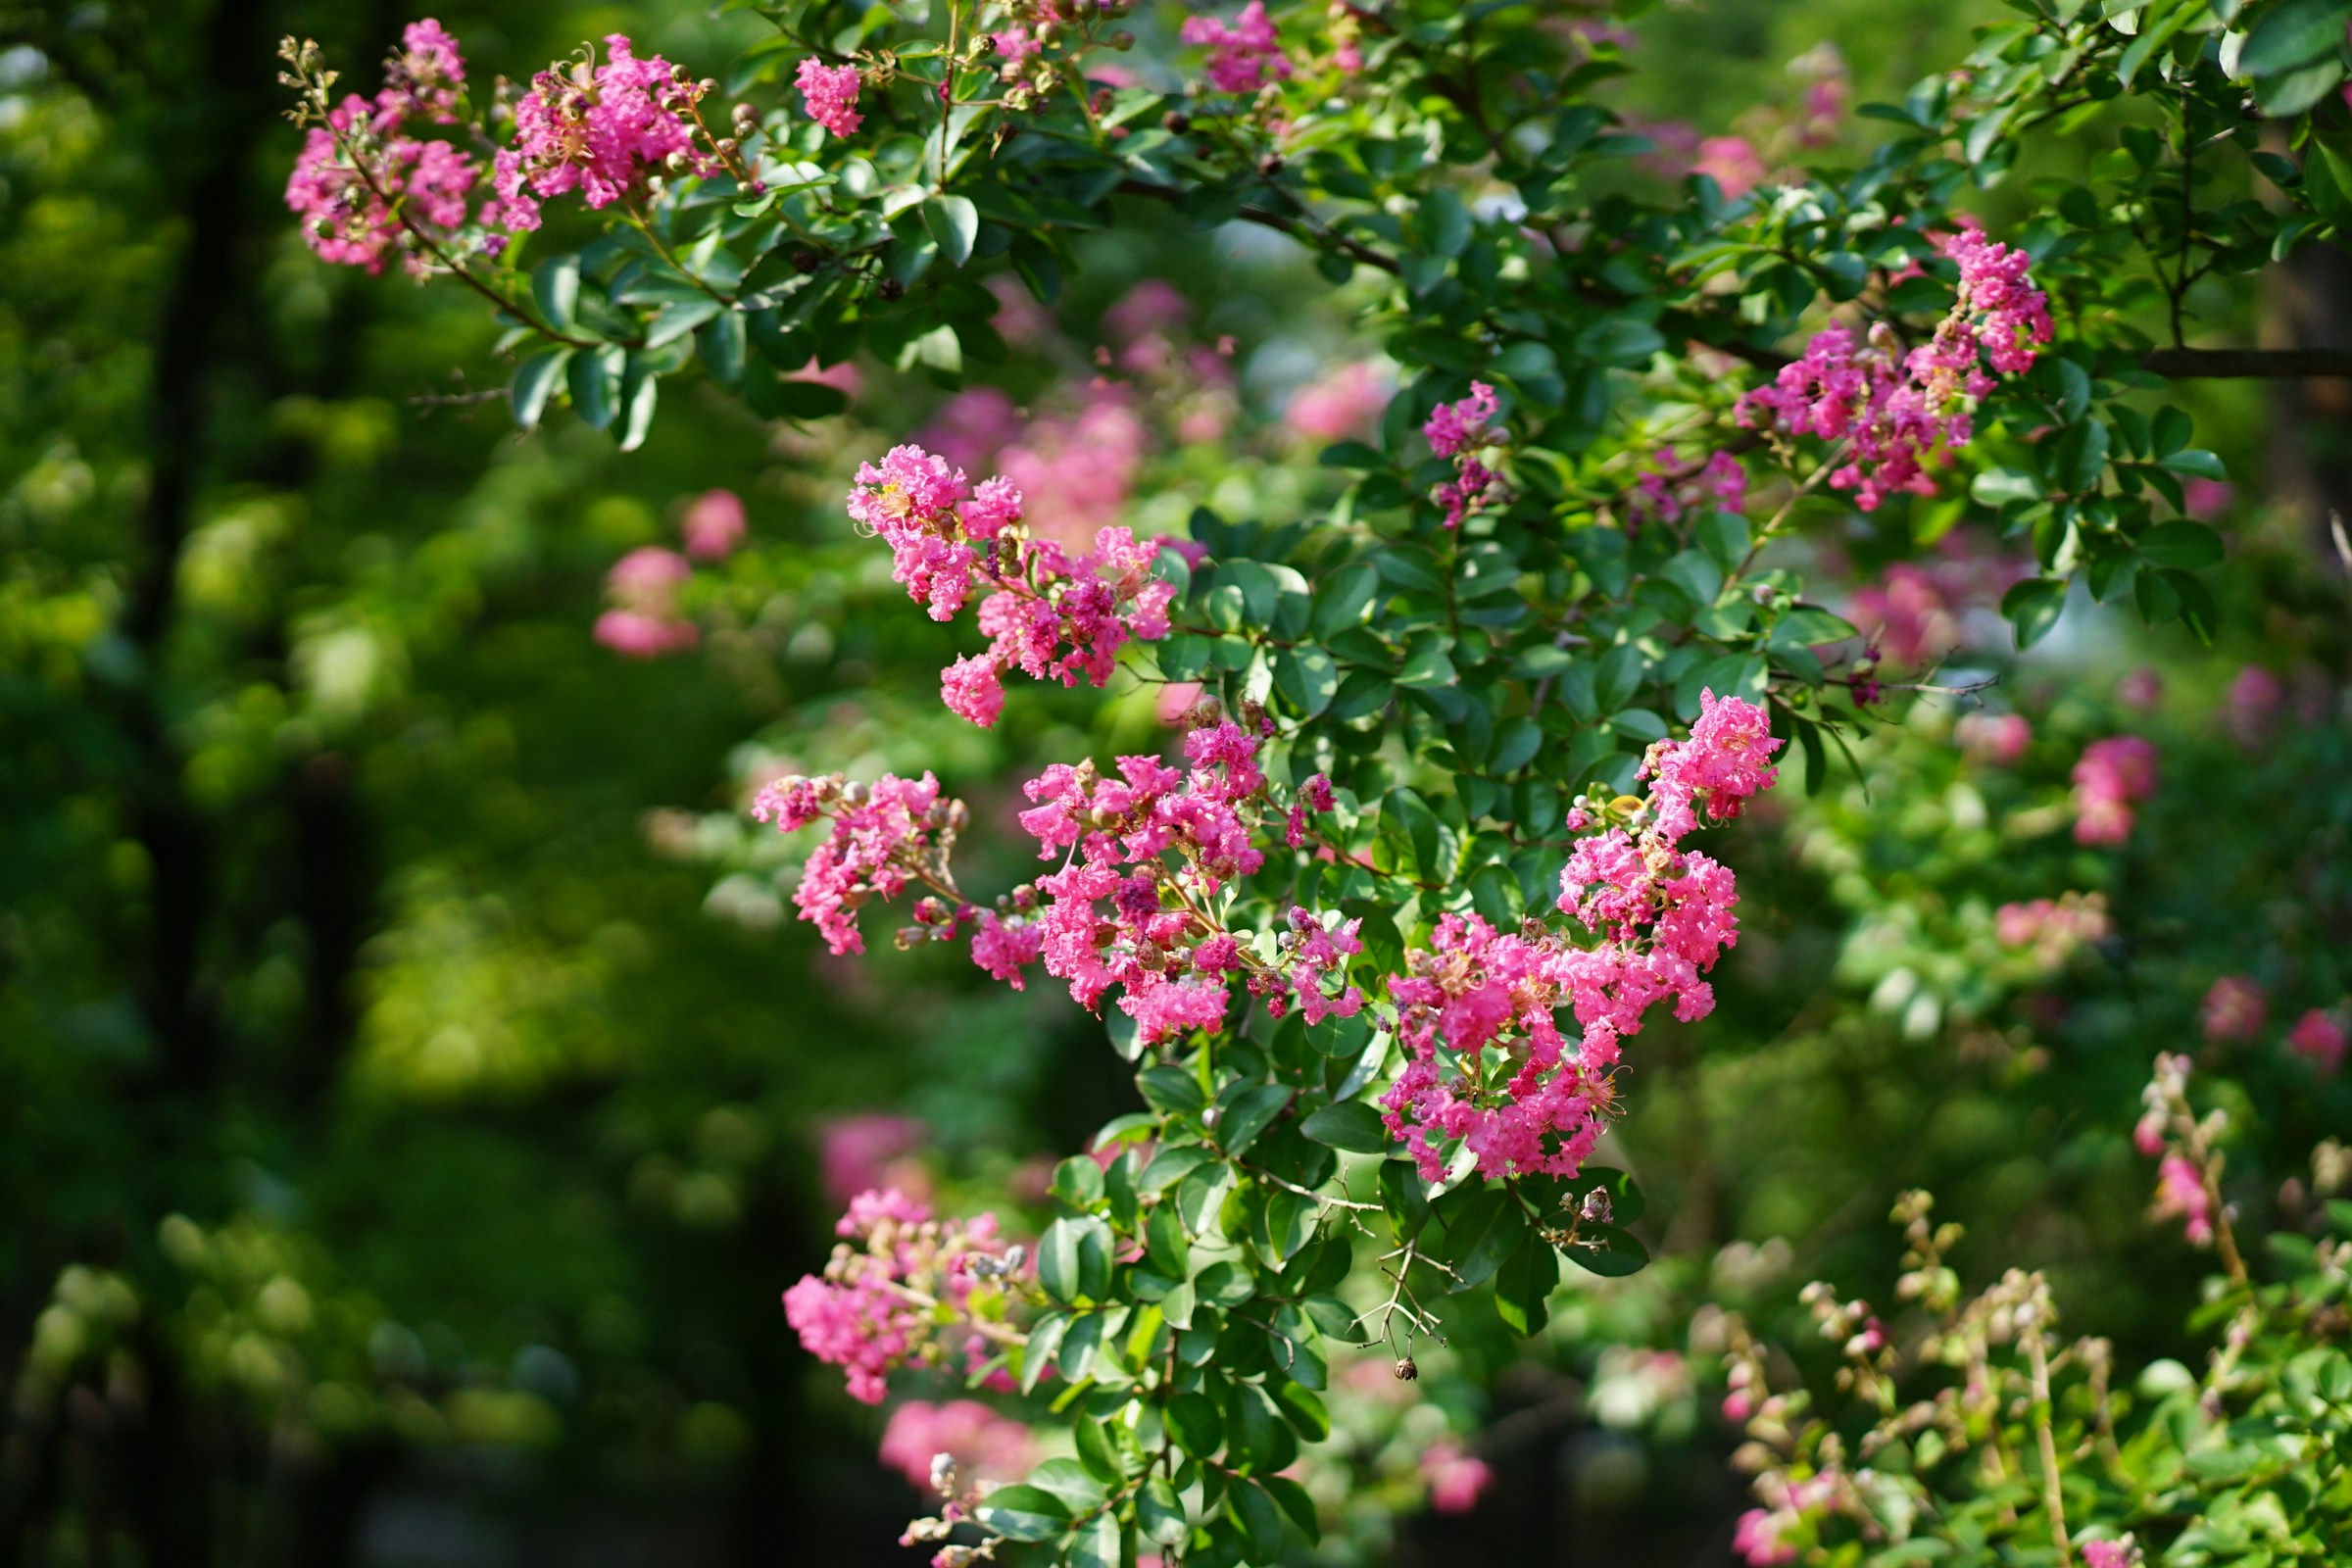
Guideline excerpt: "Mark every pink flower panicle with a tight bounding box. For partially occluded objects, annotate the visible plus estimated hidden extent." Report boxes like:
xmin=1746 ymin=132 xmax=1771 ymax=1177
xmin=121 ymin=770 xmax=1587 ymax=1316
xmin=1383 ymin=693 xmax=1780 ymax=1182
xmin=2071 ymin=735 xmax=2158 ymax=846
xmin=380 ymin=19 xmax=466 ymax=122
xmin=495 ymin=35 xmax=706 ymax=232
xmin=1424 ymin=382 xmax=1503 ymax=528
xmin=783 ymin=1189 xmax=1020 ymax=1405
xmin=877 ymin=1399 xmax=1036 ymax=1491
xmin=1993 ymin=892 xmax=2109 ymax=966
xmin=2199 ymin=974 xmax=2268 ymax=1045
xmin=974 ymin=719 xmax=1363 ymax=1043
xmin=1955 ymin=710 xmax=2031 ymax=765
xmin=2288 ymin=1008 xmax=2347 ymax=1075
xmin=2081 ymin=1540 xmax=2142 ymax=1568
xmin=595 ymin=545 xmax=698 ymax=658
xmin=751 ymin=772 xmax=966 ymax=956
xmin=797 ymin=57 xmax=864 ymax=137
xmin=1738 ymin=228 xmax=2049 ymax=511
xmin=1181 ymin=2 xmax=1294 ymax=94
xmin=1419 ymin=1439 xmax=1494 ymax=1514
xmin=2153 ymin=1152 xmax=2215 ymax=1245
xmin=681 ymin=489 xmax=748 ymax=559
xmin=1629 ymin=449 xmax=1747 ymax=526
xmin=844 ymin=443 xmax=1174 ymax=727
xmin=285 ymin=36 xmax=480 ymax=280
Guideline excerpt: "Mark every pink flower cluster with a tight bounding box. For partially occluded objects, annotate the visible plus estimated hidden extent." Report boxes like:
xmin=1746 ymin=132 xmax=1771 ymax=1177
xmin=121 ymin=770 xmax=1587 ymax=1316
xmin=1286 ymin=361 xmax=1391 ymax=443
xmin=284 ymin=25 xmax=480 ymax=274
xmin=796 ymin=58 xmax=863 ymax=138
xmin=1733 ymin=1474 xmax=1838 ymax=1567
xmin=980 ymin=722 xmax=1359 ymax=1044
xmin=820 ymin=1113 xmax=931 ymax=1204
xmin=1955 ymin=710 xmax=2031 ymax=765
xmin=1181 ymin=2 xmax=1293 ymax=94
xmin=1993 ymin=891 xmax=2109 ymax=966
xmin=1382 ymin=693 xmax=1781 ymax=1181
xmin=1418 ymin=1439 xmax=1494 ymax=1514
xmin=681 ymin=488 xmax=748 ymax=559
xmin=491 ymin=35 xmax=706 ymax=234
xmin=783 ymin=1189 xmax=1021 ymax=1405
xmin=2199 ymin=974 xmax=2267 ymax=1045
xmin=2289 ymin=1008 xmax=2347 ymax=1075
xmin=877 ymin=1398 xmax=1036 ymax=1490
xmin=1739 ymin=227 xmax=2050 ymax=511
xmin=2082 ymin=1540 xmax=2142 ymax=1568
xmin=2134 ymin=1053 xmax=2224 ymax=1249
xmin=2152 ymin=1152 xmax=2214 ymax=1245
xmin=844 ymin=444 xmax=1174 ymax=728
xmin=595 ymin=546 xmax=700 ymax=658
xmin=1424 ymin=381 xmax=1501 ymax=528
xmin=751 ymin=772 xmax=964 ymax=956
xmin=2071 ymin=735 xmax=2157 ymax=846
xmin=1628 ymin=449 xmax=1748 ymax=526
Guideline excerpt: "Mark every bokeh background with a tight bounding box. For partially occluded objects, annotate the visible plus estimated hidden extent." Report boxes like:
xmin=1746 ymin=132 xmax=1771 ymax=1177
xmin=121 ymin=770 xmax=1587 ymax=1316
xmin=2 ymin=1 xmax=2347 ymax=1564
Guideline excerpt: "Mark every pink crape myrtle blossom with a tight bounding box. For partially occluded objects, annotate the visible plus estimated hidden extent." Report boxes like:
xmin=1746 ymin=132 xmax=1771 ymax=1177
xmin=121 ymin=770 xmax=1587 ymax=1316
xmin=1629 ymin=449 xmax=1747 ymax=526
xmin=595 ymin=546 xmax=698 ymax=658
xmin=2152 ymin=1153 xmax=2214 ymax=1245
xmin=1382 ymin=693 xmax=1781 ymax=1181
xmin=2224 ymin=664 xmax=2282 ymax=747
xmin=796 ymin=57 xmax=864 ymax=137
xmin=843 ymin=441 xmax=1173 ymax=727
xmin=495 ymin=35 xmax=704 ymax=229
xmin=1285 ymin=361 xmax=1392 ymax=442
xmin=680 ymin=488 xmax=747 ymax=559
xmin=819 ymin=1113 xmax=931 ymax=1204
xmin=2115 ymin=666 xmax=2165 ymax=708
xmin=2081 ymin=1540 xmax=2143 ymax=1568
xmin=2288 ymin=1007 xmax=2348 ymax=1075
xmin=1849 ymin=564 xmax=1957 ymax=667
xmin=379 ymin=19 xmax=466 ymax=122
xmin=1181 ymin=2 xmax=1293 ymax=93
xmin=1694 ymin=135 xmax=1766 ymax=196
xmin=997 ymin=392 xmax=1148 ymax=553
xmin=285 ymin=96 xmax=478 ymax=274
xmin=918 ymin=385 xmax=1021 ymax=472
xmin=877 ymin=1399 xmax=1037 ymax=1491
xmin=1732 ymin=1473 xmax=1838 ymax=1567
xmin=783 ymin=1189 xmax=1022 ymax=1405
xmin=1419 ymin=1439 xmax=1494 ymax=1514
xmin=2070 ymin=735 xmax=2157 ymax=846
xmin=1740 ymin=227 xmax=2049 ymax=510
xmin=989 ymin=721 xmax=1350 ymax=1037
xmin=1955 ymin=710 xmax=2030 ymax=764
xmin=1994 ymin=891 xmax=2109 ymax=966
xmin=1425 ymin=381 xmax=1503 ymax=527
xmin=751 ymin=772 xmax=964 ymax=956
xmin=2199 ymin=974 xmax=2268 ymax=1045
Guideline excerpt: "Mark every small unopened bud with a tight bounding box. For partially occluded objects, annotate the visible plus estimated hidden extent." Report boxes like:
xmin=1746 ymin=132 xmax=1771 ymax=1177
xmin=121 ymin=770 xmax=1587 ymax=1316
xmin=715 ymin=136 xmax=739 ymax=155
xmin=1109 ymin=29 xmax=1136 ymax=49
xmin=664 ymin=151 xmax=692 ymax=172
xmin=698 ymin=77 xmax=718 ymax=95
xmin=1579 ymin=1189 xmax=1614 ymax=1226
xmin=1259 ymin=154 xmax=1286 ymax=176
xmin=878 ymin=276 xmax=906 ymax=302
xmin=732 ymin=101 xmax=760 ymax=126
xmin=1394 ymin=1357 xmax=1418 ymax=1381
xmin=1162 ymin=111 xmax=1191 ymax=133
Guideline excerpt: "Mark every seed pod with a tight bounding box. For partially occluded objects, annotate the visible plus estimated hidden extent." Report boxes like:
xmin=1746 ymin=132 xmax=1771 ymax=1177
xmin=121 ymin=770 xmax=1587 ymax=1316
xmin=1394 ymin=1357 xmax=1419 ymax=1381
xmin=1162 ymin=111 xmax=1192 ymax=133
xmin=878 ymin=277 xmax=906 ymax=302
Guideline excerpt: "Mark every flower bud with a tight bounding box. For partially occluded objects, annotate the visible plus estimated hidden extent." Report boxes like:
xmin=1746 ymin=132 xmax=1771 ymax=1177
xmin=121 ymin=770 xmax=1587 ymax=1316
xmin=1394 ymin=1357 xmax=1418 ymax=1381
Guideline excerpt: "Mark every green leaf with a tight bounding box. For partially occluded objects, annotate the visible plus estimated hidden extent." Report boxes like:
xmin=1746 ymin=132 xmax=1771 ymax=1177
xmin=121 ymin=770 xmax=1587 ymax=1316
xmin=1567 ymin=1226 xmax=1651 ymax=1277
xmin=1219 ymin=1084 xmax=1294 ymax=1156
xmin=925 ymin=194 xmax=980 ymax=266
xmin=1052 ymin=1154 xmax=1105 ymax=1210
xmin=1225 ymin=1475 xmax=1286 ymax=1559
xmin=1299 ymin=1101 xmax=1390 ymax=1153
xmin=1595 ymin=643 xmax=1643 ymax=711
xmin=976 ymin=1485 xmax=1071 ymax=1542
xmin=616 ymin=357 xmax=659 ymax=452
xmin=532 ymin=255 xmax=580 ymax=332
xmin=1140 ymin=1476 xmax=1189 ymax=1545
xmin=2157 ymin=448 xmax=2228 ymax=480
xmin=1312 ymin=561 xmax=1382 ymax=637
xmin=1386 ymin=787 xmax=1444 ymax=880
xmin=1264 ymin=1473 xmax=1320 ymax=1541
xmin=1274 ymin=648 xmax=1340 ymax=717
xmin=2237 ymin=0 xmax=2352 ymax=77
xmin=2139 ymin=519 xmax=2225 ymax=568
xmin=2000 ymin=577 xmax=2068 ymax=649
xmin=510 ymin=349 xmax=571 ymax=430
xmin=1494 ymin=1230 xmax=1560 ymax=1335
xmin=645 ymin=298 xmax=722 ymax=350
xmin=2053 ymin=419 xmax=2110 ymax=493
xmin=1073 ymin=1412 xmax=1121 ymax=1483
xmin=1170 ymin=1391 xmax=1224 ymax=1458
xmin=568 ymin=348 xmax=622 ymax=430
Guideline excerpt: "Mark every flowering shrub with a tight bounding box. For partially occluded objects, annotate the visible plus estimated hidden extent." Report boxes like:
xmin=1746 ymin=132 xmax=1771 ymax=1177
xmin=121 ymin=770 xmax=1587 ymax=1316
xmin=278 ymin=0 xmax=2352 ymax=1561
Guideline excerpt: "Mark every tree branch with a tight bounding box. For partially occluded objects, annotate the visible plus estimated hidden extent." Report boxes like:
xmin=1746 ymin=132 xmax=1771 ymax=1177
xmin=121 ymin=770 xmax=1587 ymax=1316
xmin=2141 ymin=347 xmax=2352 ymax=378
